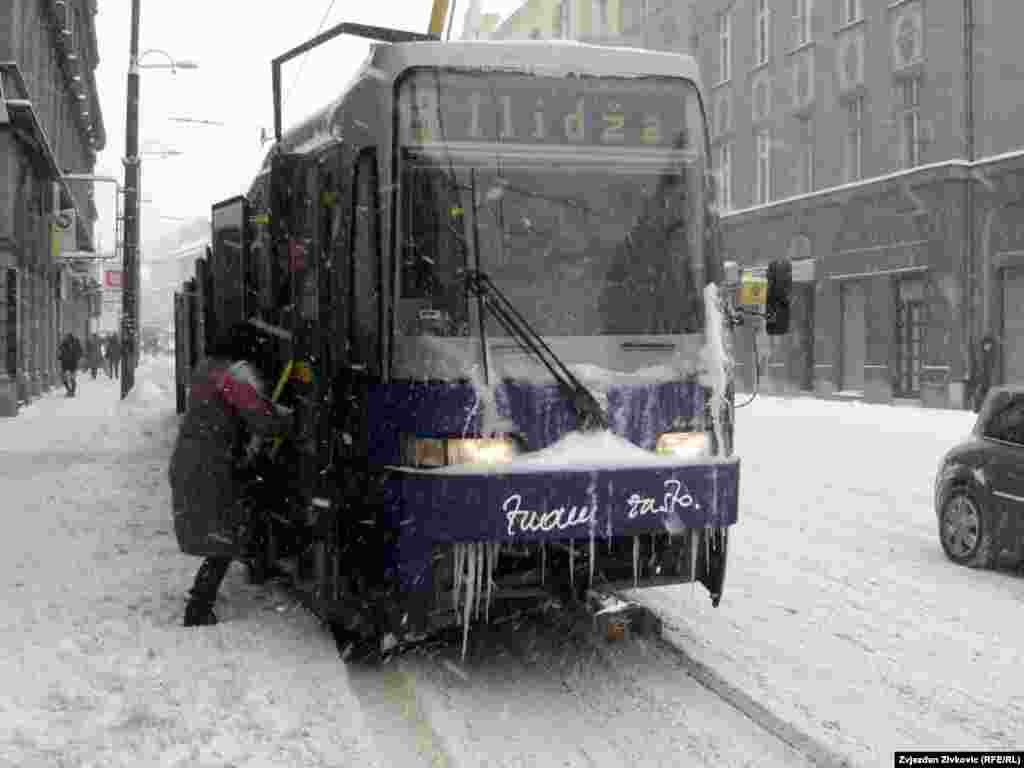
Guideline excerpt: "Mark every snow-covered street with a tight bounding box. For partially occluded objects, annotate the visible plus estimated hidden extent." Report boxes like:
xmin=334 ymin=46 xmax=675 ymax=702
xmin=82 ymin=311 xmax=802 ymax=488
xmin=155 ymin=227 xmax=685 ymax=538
xmin=639 ymin=394 xmax=1024 ymax=766
xmin=2 ymin=361 xmax=1021 ymax=767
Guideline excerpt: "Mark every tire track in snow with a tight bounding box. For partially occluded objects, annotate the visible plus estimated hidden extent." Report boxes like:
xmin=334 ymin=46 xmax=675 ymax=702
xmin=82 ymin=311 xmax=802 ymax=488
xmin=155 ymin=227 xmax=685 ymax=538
xmin=619 ymin=613 xmax=857 ymax=768
xmin=335 ymin=609 xmax=821 ymax=768
xmin=346 ymin=663 xmax=458 ymax=767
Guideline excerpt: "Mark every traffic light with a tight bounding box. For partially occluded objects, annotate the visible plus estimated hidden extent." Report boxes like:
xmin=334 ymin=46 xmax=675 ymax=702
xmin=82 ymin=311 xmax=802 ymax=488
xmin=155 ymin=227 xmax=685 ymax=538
xmin=765 ymin=260 xmax=792 ymax=335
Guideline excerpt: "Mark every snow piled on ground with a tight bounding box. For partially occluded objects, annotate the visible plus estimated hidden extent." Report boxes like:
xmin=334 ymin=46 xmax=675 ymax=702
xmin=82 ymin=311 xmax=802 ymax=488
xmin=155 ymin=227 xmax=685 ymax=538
xmin=638 ymin=394 xmax=1024 ymax=766
xmin=0 ymin=358 xmax=380 ymax=768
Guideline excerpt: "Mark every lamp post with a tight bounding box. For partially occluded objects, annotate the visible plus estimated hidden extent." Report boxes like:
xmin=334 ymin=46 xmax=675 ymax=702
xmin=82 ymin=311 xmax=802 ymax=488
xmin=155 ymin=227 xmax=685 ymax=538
xmin=138 ymin=48 xmax=199 ymax=73
xmin=121 ymin=0 xmax=142 ymax=398
xmin=140 ymin=148 xmax=184 ymax=158
xmin=168 ymin=116 xmax=224 ymax=127
xmin=121 ymin=14 xmax=198 ymax=398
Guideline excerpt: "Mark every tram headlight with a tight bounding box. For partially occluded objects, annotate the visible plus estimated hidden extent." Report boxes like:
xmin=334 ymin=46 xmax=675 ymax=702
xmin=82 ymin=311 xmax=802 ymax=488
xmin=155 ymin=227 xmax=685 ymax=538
xmin=407 ymin=436 xmax=522 ymax=468
xmin=655 ymin=431 xmax=710 ymax=458
xmin=411 ymin=438 xmax=448 ymax=468
xmin=448 ymin=437 xmax=521 ymax=466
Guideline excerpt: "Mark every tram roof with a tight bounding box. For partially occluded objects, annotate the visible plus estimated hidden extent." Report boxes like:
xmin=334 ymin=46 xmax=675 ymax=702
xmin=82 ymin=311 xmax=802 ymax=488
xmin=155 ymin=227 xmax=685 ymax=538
xmin=270 ymin=39 xmax=701 ymax=159
xmin=372 ymin=39 xmax=701 ymax=82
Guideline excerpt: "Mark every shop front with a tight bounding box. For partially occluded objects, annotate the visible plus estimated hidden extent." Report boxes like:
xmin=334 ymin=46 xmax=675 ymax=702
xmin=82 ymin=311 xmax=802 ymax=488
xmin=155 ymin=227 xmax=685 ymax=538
xmin=722 ymin=164 xmax=971 ymax=409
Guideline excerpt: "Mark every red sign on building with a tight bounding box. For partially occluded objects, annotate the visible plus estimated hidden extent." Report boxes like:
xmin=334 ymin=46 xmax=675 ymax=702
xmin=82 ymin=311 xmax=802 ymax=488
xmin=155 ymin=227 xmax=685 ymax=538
xmin=104 ymin=270 xmax=123 ymax=290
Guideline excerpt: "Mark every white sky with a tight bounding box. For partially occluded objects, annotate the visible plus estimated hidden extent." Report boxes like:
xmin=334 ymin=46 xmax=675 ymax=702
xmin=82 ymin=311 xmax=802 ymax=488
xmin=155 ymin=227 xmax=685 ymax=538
xmin=91 ymin=0 xmax=524 ymax=248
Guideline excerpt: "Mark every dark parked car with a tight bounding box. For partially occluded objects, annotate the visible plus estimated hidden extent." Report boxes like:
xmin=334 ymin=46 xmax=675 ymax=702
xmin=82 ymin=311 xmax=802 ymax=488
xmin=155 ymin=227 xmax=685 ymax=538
xmin=935 ymin=386 xmax=1024 ymax=568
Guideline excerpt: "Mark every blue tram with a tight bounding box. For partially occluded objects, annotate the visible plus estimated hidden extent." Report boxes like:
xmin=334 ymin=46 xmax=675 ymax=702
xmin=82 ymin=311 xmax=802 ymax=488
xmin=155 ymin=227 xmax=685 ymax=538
xmin=174 ymin=23 xmax=792 ymax=650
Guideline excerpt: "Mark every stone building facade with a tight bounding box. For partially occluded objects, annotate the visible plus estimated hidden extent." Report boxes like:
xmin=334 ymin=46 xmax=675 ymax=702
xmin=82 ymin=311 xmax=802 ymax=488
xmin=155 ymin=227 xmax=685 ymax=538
xmin=0 ymin=0 xmax=106 ymax=416
xmin=692 ymin=0 xmax=1024 ymax=409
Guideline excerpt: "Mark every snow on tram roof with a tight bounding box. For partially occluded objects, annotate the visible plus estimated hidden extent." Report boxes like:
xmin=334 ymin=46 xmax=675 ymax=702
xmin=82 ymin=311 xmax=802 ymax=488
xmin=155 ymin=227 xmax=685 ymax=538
xmin=271 ymin=39 xmax=700 ymax=161
xmin=372 ymin=38 xmax=701 ymax=83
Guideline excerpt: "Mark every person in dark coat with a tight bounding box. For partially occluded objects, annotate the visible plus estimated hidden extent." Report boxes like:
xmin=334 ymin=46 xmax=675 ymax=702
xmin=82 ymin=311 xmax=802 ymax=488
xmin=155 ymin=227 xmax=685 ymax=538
xmin=86 ymin=334 xmax=103 ymax=379
xmin=169 ymin=322 xmax=292 ymax=627
xmin=973 ymin=333 xmax=999 ymax=413
xmin=57 ymin=332 xmax=84 ymax=396
xmin=105 ymin=333 xmax=122 ymax=379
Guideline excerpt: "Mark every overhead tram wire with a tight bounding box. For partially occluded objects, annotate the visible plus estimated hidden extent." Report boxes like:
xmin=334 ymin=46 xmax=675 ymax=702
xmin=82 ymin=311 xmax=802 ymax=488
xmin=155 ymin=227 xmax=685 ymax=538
xmin=283 ymin=0 xmax=339 ymax=107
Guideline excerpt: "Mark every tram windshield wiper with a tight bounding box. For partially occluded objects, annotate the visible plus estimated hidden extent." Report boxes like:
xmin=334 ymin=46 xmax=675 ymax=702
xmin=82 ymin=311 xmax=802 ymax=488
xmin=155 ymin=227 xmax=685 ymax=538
xmin=462 ymin=269 xmax=609 ymax=432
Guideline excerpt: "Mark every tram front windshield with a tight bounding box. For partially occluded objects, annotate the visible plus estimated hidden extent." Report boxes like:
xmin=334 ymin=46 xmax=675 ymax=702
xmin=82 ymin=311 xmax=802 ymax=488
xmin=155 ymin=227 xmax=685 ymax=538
xmin=396 ymin=69 xmax=708 ymax=342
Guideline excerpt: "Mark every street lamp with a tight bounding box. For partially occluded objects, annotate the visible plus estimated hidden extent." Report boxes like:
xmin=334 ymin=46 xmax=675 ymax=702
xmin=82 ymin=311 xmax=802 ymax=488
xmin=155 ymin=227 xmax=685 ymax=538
xmin=168 ymin=116 xmax=225 ymax=127
xmin=121 ymin=6 xmax=199 ymax=398
xmin=61 ymin=173 xmax=123 ymax=263
xmin=140 ymin=148 xmax=184 ymax=158
xmin=138 ymin=48 xmax=199 ymax=74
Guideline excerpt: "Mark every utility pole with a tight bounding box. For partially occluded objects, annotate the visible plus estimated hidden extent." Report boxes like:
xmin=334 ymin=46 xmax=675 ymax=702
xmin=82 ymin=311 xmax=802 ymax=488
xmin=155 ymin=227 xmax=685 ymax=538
xmin=121 ymin=0 xmax=141 ymax=398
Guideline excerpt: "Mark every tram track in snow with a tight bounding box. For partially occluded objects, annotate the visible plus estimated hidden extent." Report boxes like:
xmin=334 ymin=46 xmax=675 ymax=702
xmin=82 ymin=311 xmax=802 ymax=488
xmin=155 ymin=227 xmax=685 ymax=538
xmin=648 ymin=615 xmax=857 ymax=768
xmin=298 ymin=583 xmax=857 ymax=768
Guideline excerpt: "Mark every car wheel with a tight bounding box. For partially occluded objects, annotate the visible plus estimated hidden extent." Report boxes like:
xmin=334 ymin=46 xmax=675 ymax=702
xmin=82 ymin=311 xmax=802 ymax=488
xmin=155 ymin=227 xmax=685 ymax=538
xmin=939 ymin=488 xmax=996 ymax=568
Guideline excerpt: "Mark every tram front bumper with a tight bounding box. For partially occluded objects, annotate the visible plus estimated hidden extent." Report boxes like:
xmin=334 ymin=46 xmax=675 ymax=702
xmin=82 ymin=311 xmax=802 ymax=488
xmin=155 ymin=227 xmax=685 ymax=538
xmin=381 ymin=458 xmax=739 ymax=597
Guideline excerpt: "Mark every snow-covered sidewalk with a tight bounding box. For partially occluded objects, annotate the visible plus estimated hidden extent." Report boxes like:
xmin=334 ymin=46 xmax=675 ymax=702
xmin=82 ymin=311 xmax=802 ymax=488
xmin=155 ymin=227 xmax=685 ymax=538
xmin=638 ymin=395 xmax=1024 ymax=767
xmin=0 ymin=360 xmax=380 ymax=767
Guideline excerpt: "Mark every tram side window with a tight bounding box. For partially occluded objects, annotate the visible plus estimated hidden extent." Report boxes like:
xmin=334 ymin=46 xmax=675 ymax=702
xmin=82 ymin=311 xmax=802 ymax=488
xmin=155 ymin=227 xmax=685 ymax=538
xmin=352 ymin=151 xmax=381 ymax=374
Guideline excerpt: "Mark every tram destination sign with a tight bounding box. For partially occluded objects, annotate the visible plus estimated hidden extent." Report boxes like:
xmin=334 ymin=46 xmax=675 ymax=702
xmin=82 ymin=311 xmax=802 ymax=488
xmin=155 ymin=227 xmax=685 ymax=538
xmin=397 ymin=70 xmax=694 ymax=149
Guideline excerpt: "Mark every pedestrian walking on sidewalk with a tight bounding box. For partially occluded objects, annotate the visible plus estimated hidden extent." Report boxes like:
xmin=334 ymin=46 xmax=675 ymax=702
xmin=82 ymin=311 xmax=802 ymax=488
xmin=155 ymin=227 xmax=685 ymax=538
xmin=86 ymin=333 xmax=102 ymax=380
xmin=105 ymin=333 xmax=121 ymax=379
xmin=168 ymin=322 xmax=292 ymax=627
xmin=972 ymin=334 xmax=998 ymax=413
xmin=57 ymin=332 xmax=83 ymax=397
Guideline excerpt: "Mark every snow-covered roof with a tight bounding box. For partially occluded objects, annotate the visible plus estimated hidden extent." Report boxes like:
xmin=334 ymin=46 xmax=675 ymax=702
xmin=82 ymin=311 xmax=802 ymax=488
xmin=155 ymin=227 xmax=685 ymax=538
xmin=373 ymin=39 xmax=701 ymax=83
xmin=271 ymin=38 xmax=701 ymax=160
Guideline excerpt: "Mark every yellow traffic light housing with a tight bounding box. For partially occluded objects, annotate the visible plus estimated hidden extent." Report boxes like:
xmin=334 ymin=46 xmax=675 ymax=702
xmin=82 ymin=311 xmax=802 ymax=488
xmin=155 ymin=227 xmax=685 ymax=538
xmin=738 ymin=272 xmax=767 ymax=308
xmin=428 ymin=0 xmax=451 ymax=37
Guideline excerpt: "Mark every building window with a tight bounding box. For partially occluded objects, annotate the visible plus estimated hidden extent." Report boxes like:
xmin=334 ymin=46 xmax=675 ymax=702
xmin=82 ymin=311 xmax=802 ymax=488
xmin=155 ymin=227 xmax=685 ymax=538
xmin=755 ymin=0 xmax=771 ymax=65
xmin=717 ymin=142 xmax=733 ymax=212
xmin=900 ymin=77 xmax=921 ymax=168
xmin=842 ymin=0 xmax=862 ymax=24
xmin=756 ymin=130 xmax=772 ymax=204
xmin=718 ymin=12 xmax=732 ymax=82
xmin=844 ymin=95 xmax=863 ymax=182
xmin=715 ymin=92 xmax=732 ymax=138
xmin=61 ymin=2 xmax=76 ymax=51
xmin=752 ymin=75 xmax=772 ymax=122
xmin=794 ymin=0 xmax=813 ymax=46
xmin=593 ymin=0 xmax=608 ymax=36
xmin=798 ymin=119 xmax=814 ymax=194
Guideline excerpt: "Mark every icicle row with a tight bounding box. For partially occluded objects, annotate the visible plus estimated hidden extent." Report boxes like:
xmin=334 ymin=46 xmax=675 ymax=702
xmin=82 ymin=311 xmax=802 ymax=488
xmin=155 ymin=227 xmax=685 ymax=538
xmin=633 ymin=535 xmax=640 ymax=588
xmin=461 ymin=542 xmax=477 ymax=661
xmin=453 ymin=543 xmax=465 ymax=623
xmin=541 ymin=541 xmax=546 ymax=585
xmin=569 ymin=539 xmax=575 ymax=591
xmin=475 ymin=543 xmax=484 ymax=620
xmin=589 ymin=522 xmax=596 ymax=590
xmin=485 ymin=542 xmax=496 ymax=623
xmin=452 ymin=540 xmax=503 ymax=661
xmin=690 ymin=529 xmax=699 ymax=581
